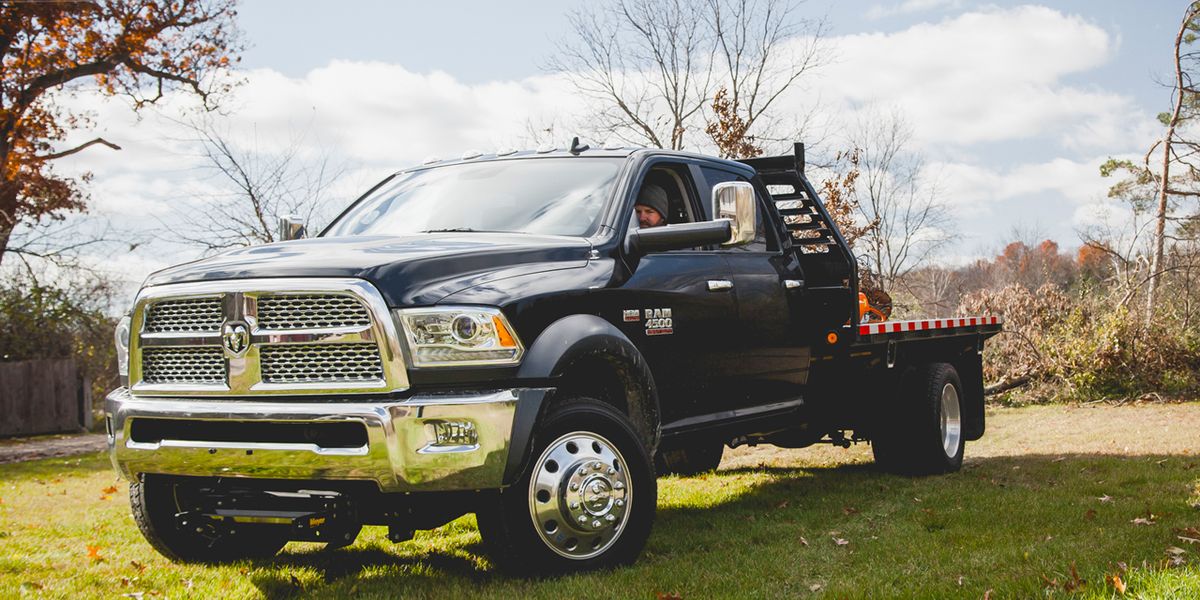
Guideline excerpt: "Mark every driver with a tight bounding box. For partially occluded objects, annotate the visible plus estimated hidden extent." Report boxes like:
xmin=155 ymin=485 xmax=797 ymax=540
xmin=634 ymin=183 xmax=669 ymax=228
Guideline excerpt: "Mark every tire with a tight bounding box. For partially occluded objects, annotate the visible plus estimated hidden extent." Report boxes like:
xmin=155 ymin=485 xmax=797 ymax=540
xmin=872 ymin=363 xmax=966 ymax=476
xmin=655 ymin=442 xmax=724 ymax=476
xmin=130 ymin=475 xmax=288 ymax=563
xmin=476 ymin=397 xmax=656 ymax=575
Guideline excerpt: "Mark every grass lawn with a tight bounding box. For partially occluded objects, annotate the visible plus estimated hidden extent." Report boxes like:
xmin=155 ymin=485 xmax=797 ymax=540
xmin=1 ymin=402 xmax=1198 ymax=599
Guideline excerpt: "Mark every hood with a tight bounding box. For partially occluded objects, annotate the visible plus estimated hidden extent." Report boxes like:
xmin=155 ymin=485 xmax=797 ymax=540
xmin=143 ymin=233 xmax=592 ymax=306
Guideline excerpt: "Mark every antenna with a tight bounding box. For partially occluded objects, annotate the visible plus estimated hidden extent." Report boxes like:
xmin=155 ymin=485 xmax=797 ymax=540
xmin=569 ymin=136 xmax=590 ymax=155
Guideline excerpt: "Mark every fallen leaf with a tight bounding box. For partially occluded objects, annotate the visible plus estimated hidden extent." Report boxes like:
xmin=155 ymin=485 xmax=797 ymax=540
xmin=1085 ymin=509 xmax=1097 ymax=521
xmin=913 ymin=497 xmax=922 ymax=503
xmin=799 ymin=536 xmax=809 ymax=546
xmin=776 ymin=500 xmax=789 ymax=509
xmin=1064 ymin=561 xmax=1086 ymax=593
xmin=809 ymin=584 xmax=823 ymax=592
xmin=86 ymin=545 xmax=103 ymax=562
xmin=130 ymin=560 xmax=146 ymax=573
xmin=983 ymin=589 xmax=993 ymax=600
xmin=832 ymin=537 xmax=849 ymax=546
xmin=99 ymin=495 xmax=111 ymax=501
xmin=102 ymin=485 xmax=119 ymax=495
xmin=842 ymin=506 xmax=859 ymax=516
xmin=957 ymin=575 xmax=965 ymax=586
xmin=1040 ymin=574 xmax=1059 ymax=589
xmin=1098 ymin=495 xmax=1113 ymax=503
xmin=1179 ymin=535 xmax=1200 ymax=545
xmin=1116 ymin=561 xmax=1128 ymax=574
xmin=1052 ymin=456 xmax=1066 ymax=462
xmin=1165 ymin=546 xmax=1186 ymax=556
xmin=1131 ymin=517 xmax=1155 ymax=526
xmin=1107 ymin=573 xmax=1127 ymax=595
xmin=655 ymin=593 xmax=683 ymax=600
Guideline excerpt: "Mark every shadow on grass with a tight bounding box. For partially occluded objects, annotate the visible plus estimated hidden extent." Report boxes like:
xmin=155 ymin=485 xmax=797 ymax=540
xmin=233 ymin=452 xmax=1199 ymax=598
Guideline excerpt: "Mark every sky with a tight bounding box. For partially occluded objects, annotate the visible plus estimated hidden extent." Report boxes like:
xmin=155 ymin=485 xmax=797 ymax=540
xmin=43 ymin=0 xmax=1189 ymax=292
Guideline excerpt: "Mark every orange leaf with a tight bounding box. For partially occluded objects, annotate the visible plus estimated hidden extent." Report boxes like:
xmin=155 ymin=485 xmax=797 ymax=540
xmin=86 ymin=545 xmax=103 ymax=562
xmin=843 ymin=506 xmax=860 ymax=515
xmin=1084 ymin=509 xmax=1097 ymax=521
xmin=1106 ymin=573 xmax=1127 ymax=595
xmin=655 ymin=593 xmax=683 ymax=600
xmin=102 ymin=485 xmax=118 ymax=495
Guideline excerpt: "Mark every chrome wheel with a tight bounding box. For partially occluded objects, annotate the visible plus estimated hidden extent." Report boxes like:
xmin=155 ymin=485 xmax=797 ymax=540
xmin=528 ymin=431 xmax=631 ymax=560
xmin=940 ymin=382 xmax=962 ymax=458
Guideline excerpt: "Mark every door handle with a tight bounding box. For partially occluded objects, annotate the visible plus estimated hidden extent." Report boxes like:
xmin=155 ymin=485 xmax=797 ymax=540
xmin=784 ymin=279 xmax=804 ymax=289
xmin=707 ymin=280 xmax=734 ymax=292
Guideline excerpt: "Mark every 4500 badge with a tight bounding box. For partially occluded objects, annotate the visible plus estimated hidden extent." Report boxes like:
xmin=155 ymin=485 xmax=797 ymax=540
xmin=623 ymin=308 xmax=673 ymax=336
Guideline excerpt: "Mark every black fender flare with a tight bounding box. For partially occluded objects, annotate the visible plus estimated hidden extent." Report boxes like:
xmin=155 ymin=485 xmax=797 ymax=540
xmin=504 ymin=314 xmax=660 ymax=484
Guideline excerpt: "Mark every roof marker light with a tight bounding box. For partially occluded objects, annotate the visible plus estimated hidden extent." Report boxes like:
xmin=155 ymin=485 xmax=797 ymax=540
xmin=461 ymin=149 xmax=482 ymax=160
xmin=422 ymin=156 xmax=441 ymax=165
xmin=536 ymin=144 xmax=556 ymax=153
xmin=496 ymin=147 xmax=517 ymax=156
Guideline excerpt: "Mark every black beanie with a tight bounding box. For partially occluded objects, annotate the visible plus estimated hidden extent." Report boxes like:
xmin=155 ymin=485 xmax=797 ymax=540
xmin=636 ymin=183 xmax=669 ymax=220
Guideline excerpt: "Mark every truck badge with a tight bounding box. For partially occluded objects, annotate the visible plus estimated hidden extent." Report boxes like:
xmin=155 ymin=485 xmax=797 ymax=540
xmin=623 ymin=309 xmax=640 ymax=322
xmin=221 ymin=322 xmax=250 ymax=358
xmin=643 ymin=308 xmax=673 ymax=336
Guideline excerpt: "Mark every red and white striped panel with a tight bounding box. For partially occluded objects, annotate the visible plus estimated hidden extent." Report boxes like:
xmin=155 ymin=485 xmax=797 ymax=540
xmin=857 ymin=315 xmax=1004 ymax=336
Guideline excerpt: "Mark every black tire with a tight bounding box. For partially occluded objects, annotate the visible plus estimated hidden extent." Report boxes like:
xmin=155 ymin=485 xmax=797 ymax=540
xmin=655 ymin=442 xmax=724 ymax=476
xmin=476 ymin=397 xmax=656 ymax=576
xmin=130 ymin=475 xmax=287 ymax=563
xmin=872 ymin=363 xmax=966 ymax=476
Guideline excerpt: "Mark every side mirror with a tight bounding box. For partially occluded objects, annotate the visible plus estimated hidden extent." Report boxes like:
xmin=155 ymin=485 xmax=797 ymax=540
xmin=278 ymin=215 xmax=306 ymax=241
xmin=712 ymin=181 xmax=756 ymax=247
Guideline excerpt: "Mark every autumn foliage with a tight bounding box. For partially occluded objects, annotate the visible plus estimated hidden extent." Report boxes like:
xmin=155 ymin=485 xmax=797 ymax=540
xmin=0 ymin=0 xmax=242 ymax=264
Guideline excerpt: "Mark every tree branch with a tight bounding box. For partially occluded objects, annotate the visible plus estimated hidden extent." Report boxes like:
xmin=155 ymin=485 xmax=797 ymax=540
xmin=30 ymin=138 xmax=122 ymax=162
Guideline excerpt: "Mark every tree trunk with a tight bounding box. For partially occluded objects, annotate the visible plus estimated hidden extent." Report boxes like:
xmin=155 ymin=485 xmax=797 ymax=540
xmin=1147 ymin=7 xmax=1193 ymax=327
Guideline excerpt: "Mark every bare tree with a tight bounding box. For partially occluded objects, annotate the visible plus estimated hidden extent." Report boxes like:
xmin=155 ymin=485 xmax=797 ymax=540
xmin=849 ymin=110 xmax=953 ymax=293
xmin=552 ymin=0 xmax=825 ymax=153
xmin=165 ymin=118 xmax=347 ymax=253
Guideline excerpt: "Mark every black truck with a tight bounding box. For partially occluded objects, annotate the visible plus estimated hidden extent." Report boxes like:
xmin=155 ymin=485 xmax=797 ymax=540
xmin=106 ymin=142 xmax=1001 ymax=574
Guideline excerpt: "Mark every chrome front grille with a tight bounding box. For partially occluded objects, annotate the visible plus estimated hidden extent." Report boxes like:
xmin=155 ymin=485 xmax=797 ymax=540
xmin=142 ymin=347 xmax=225 ymax=384
xmin=260 ymin=343 xmax=383 ymax=383
xmin=130 ymin=278 xmax=409 ymax=396
xmin=257 ymin=294 xmax=371 ymax=330
xmin=143 ymin=297 xmax=222 ymax=333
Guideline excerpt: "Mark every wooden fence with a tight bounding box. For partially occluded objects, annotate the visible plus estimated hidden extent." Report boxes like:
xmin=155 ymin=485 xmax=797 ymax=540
xmin=0 ymin=359 xmax=93 ymax=438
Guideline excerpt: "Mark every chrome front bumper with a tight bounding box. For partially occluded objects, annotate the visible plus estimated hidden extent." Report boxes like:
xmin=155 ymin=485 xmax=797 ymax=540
xmin=105 ymin=387 xmax=547 ymax=492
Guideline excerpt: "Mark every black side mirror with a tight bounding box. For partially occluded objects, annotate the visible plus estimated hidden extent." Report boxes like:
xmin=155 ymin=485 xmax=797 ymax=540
xmin=627 ymin=220 xmax=733 ymax=256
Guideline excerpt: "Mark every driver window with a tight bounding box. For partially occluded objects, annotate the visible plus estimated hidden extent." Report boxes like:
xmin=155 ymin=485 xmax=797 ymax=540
xmin=633 ymin=164 xmax=698 ymax=229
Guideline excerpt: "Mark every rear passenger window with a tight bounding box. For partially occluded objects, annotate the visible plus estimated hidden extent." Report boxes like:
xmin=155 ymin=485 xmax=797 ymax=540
xmin=699 ymin=167 xmax=774 ymax=252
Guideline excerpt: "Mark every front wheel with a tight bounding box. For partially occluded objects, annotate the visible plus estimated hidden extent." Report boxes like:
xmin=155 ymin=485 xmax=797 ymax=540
xmin=872 ymin=363 xmax=965 ymax=475
xmin=476 ymin=398 xmax=656 ymax=575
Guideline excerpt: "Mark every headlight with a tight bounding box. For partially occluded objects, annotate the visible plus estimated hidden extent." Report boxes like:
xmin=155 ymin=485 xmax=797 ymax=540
xmin=114 ymin=315 xmax=132 ymax=377
xmin=395 ymin=306 xmax=524 ymax=367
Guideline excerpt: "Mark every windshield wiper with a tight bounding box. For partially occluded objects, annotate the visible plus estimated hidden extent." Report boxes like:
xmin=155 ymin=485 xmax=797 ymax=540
xmin=420 ymin=228 xmax=527 ymax=234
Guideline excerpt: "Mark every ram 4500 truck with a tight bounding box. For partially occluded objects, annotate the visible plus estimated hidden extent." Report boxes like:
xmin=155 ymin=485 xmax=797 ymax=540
xmin=107 ymin=142 xmax=1001 ymax=574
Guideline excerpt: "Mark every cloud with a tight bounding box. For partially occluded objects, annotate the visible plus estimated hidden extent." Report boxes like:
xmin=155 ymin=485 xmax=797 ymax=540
xmin=788 ymin=5 xmax=1158 ymax=153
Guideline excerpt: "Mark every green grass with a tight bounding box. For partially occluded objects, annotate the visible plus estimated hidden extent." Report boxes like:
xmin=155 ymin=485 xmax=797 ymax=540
xmin=1 ymin=404 xmax=1198 ymax=599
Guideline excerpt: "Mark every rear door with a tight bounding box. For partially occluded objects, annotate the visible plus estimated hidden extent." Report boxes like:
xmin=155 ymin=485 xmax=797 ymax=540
xmin=695 ymin=164 xmax=810 ymax=409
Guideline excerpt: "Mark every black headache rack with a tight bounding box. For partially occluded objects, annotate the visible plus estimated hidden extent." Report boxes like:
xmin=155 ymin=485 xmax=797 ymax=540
xmin=738 ymin=143 xmax=860 ymax=335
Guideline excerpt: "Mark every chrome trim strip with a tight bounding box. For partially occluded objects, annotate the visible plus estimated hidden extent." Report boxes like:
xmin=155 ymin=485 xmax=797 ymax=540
xmin=106 ymin=386 xmax=538 ymax=492
xmin=128 ymin=278 xmax=409 ymax=397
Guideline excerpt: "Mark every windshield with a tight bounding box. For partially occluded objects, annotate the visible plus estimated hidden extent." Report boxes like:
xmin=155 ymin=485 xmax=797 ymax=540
xmin=324 ymin=157 xmax=623 ymax=238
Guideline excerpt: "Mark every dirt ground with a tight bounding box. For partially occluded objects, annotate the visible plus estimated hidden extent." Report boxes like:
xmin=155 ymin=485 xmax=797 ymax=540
xmin=0 ymin=432 xmax=107 ymax=464
xmin=722 ymin=401 xmax=1200 ymax=469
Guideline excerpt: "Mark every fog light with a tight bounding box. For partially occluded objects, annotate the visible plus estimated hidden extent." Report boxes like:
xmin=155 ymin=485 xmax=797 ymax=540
xmin=424 ymin=420 xmax=478 ymax=452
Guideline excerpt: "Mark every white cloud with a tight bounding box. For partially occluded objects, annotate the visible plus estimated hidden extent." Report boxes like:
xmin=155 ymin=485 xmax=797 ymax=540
xmin=789 ymin=5 xmax=1158 ymax=153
